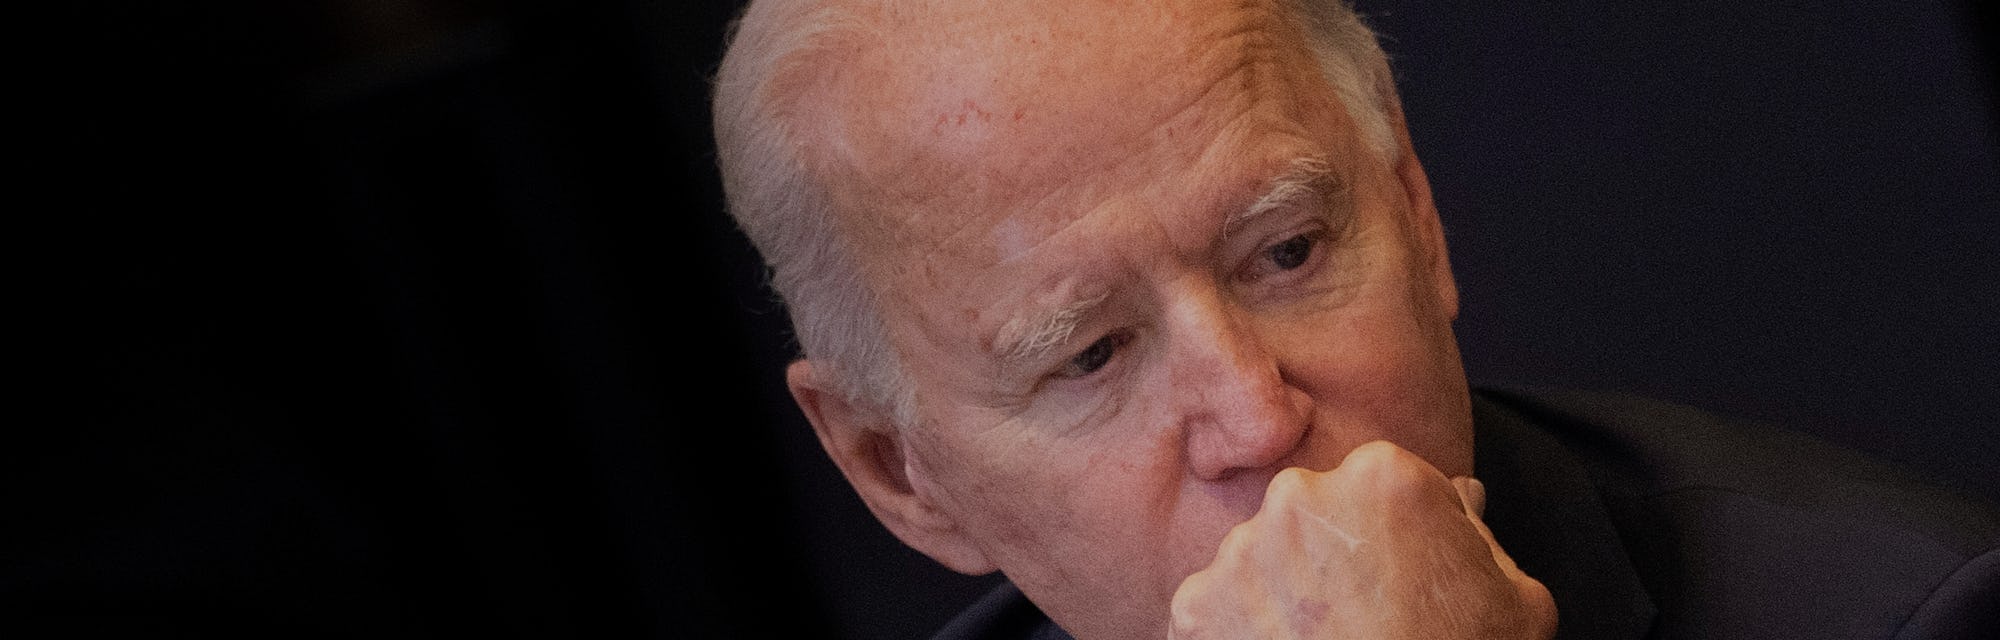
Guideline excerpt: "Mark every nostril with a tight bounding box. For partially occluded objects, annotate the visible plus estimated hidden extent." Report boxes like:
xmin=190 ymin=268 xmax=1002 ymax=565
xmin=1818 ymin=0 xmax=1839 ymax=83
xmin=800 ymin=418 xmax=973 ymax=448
xmin=1167 ymin=298 xmax=1312 ymax=481
xmin=1183 ymin=385 xmax=1313 ymax=482
xmin=1207 ymin=464 xmax=1242 ymax=483
xmin=1286 ymin=384 xmax=1315 ymax=429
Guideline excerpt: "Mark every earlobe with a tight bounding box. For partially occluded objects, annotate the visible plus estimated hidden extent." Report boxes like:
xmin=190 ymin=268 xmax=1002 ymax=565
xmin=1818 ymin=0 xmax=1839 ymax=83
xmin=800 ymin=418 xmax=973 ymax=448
xmin=785 ymin=360 xmax=998 ymax=575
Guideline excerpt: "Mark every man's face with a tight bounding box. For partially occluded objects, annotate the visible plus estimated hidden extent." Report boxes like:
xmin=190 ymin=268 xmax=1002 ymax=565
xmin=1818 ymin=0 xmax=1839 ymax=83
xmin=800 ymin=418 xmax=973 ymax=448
xmin=804 ymin=1 xmax=1471 ymax=638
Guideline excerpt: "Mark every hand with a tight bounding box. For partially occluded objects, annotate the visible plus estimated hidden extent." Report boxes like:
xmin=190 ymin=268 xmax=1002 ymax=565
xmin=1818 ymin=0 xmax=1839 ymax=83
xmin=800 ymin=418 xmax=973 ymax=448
xmin=1168 ymin=441 xmax=1557 ymax=639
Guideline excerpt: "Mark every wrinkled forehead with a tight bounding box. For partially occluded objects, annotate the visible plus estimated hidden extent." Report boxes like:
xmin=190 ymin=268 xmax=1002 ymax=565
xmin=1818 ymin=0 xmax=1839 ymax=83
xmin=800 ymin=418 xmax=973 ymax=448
xmin=791 ymin=0 xmax=1328 ymax=270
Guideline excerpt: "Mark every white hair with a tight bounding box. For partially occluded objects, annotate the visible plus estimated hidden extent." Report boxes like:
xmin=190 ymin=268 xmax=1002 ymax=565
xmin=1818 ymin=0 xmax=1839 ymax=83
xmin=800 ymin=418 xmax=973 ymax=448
xmin=711 ymin=0 xmax=1400 ymax=425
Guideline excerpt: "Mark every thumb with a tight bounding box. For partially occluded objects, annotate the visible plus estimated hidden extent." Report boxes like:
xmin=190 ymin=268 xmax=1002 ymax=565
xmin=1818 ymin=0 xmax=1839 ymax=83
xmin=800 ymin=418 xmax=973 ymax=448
xmin=1451 ymin=476 xmax=1487 ymax=519
xmin=1449 ymin=477 xmax=1512 ymax=571
xmin=1453 ymin=476 xmax=1559 ymax=637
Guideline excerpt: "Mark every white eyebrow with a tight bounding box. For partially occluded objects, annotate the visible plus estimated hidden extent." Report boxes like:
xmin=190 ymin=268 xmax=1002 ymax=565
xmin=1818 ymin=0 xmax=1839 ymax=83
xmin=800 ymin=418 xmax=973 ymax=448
xmin=992 ymin=292 xmax=1110 ymax=368
xmin=1223 ymin=156 xmax=1336 ymax=241
xmin=986 ymin=158 xmax=1334 ymax=370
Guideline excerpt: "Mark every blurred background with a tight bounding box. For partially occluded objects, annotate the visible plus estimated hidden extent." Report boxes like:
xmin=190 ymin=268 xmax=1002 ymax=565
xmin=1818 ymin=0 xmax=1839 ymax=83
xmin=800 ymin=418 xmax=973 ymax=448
xmin=17 ymin=1 xmax=1998 ymax=638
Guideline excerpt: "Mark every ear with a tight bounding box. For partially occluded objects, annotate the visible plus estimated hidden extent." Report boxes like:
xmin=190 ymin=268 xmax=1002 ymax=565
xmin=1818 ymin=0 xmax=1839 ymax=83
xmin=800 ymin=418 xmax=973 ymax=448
xmin=786 ymin=360 xmax=997 ymax=575
xmin=1382 ymin=94 xmax=1459 ymax=321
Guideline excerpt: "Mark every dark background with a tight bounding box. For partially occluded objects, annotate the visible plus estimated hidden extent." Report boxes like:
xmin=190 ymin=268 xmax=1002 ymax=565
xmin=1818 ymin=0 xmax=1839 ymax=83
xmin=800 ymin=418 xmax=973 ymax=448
xmin=17 ymin=1 xmax=1998 ymax=638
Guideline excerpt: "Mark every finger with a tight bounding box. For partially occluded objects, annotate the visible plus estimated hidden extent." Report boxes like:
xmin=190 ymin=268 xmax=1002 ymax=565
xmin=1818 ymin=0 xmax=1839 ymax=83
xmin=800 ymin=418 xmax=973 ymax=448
xmin=1450 ymin=487 xmax=1558 ymax=635
xmin=1520 ymin=574 xmax=1560 ymax=639
xmin=1450 ymin=478 xmax=1522 ymax=575
xmin=1451 ymin=476 xmax=1487 ymax=519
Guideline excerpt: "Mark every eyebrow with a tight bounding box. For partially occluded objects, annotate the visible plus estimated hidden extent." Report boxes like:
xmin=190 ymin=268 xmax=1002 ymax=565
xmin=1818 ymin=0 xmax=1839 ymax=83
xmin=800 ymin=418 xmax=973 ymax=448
xmin=1222 ymin=156 xmax=1338 ymax=241
xmin=986 ymin=157 xmax=1337 ymax=371
xmin=992 ymin=291 xmax=1110 ymax=369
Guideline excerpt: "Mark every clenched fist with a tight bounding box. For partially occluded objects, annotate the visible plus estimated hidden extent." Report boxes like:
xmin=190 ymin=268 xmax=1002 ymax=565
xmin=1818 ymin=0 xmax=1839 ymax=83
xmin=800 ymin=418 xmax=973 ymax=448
xmin=1169 ymin=441 xmax=1557 ymax=639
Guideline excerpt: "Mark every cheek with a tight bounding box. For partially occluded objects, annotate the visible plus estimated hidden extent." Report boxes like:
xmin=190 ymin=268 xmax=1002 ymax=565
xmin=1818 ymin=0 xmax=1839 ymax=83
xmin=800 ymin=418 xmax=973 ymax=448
xmin=906 ymin=402 xmax=1204 ymax=581
xmin=904 ymin=411 xmax=1153 ymax=540
xmin=1269 ymin=271 xmax=1472 ymax=472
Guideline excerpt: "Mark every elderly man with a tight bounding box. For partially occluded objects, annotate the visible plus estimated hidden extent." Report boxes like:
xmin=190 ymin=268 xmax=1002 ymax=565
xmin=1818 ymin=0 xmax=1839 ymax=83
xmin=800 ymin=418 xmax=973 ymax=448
xmin=711 ymin=1 xmax=1999 ymax=638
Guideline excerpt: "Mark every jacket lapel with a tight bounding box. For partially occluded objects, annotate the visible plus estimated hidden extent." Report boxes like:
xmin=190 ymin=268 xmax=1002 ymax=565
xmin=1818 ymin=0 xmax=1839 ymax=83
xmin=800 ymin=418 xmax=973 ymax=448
xmin=1475 ymin=393 xmax=1658 ymax=640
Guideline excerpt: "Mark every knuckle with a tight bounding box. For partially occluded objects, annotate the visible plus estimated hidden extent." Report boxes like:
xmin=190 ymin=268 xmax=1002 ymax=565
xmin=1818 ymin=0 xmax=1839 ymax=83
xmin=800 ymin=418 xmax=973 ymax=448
xmin=1340 ymin=440 xmax=1404 ymax=473
xmin=1342 ymin=441 xmax=1445 ymax=501
xmin=1260 ymin=466 xmax=1319 ymax=510
xmin=1267 ymin=466 xmax=1312 ymax=497
xmin=1173 ymin=569 xmax=1212 ymax=601
xmin=1170 ymin=570 xmax=1218 ymax=621
xmin=1517 ymin=575 xmax=1560 ymax=637
xmin=1214 ymin=517 xmax=1261 ymax=559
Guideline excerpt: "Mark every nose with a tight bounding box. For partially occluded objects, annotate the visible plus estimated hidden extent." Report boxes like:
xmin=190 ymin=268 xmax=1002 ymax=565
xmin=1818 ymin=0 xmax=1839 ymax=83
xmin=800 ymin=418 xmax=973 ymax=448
xmin=1174 ymin=297 xmax=1314 ymax=482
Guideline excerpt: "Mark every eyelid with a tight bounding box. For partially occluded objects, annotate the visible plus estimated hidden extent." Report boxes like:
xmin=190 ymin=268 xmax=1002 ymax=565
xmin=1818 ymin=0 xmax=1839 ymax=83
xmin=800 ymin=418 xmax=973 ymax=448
xmin=1235 ymin=222 xmax=1332 ymax=285
xmin=1047 ymin=330 xmax=1133 ymax=383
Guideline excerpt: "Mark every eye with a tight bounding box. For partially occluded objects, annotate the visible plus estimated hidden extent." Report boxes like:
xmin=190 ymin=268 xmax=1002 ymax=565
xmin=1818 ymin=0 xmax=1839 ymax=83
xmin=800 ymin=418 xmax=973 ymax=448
xmin=1241 ymin=229 xmax=1328 ymax=283
xmin=1266 ymin=233 xmax=1316 ymax=270
xmin=1054 ymin=332 xmax=1128 ymax=379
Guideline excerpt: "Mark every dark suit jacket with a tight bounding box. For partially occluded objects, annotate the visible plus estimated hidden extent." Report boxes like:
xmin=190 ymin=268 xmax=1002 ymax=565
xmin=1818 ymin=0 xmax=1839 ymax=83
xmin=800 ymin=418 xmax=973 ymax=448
xmin=929 ymin=388 xmax=2000 ymax=639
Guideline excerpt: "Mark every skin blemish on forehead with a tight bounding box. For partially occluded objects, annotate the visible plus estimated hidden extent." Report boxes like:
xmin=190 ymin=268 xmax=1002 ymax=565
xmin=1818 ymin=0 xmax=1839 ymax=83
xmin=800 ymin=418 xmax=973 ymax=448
xmin=953 ymin=99 xmax=993 ymax=127
xmin=930 ymin=99 xmax=1002 ymax=134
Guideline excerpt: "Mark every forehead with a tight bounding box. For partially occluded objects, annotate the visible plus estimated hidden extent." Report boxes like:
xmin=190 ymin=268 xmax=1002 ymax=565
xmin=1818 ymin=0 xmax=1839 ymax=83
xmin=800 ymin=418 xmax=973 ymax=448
xmin=775 ymin=7 xmax=1369 ymax=381
xmin=801 ymin=0 xmax=1339 ymax=258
